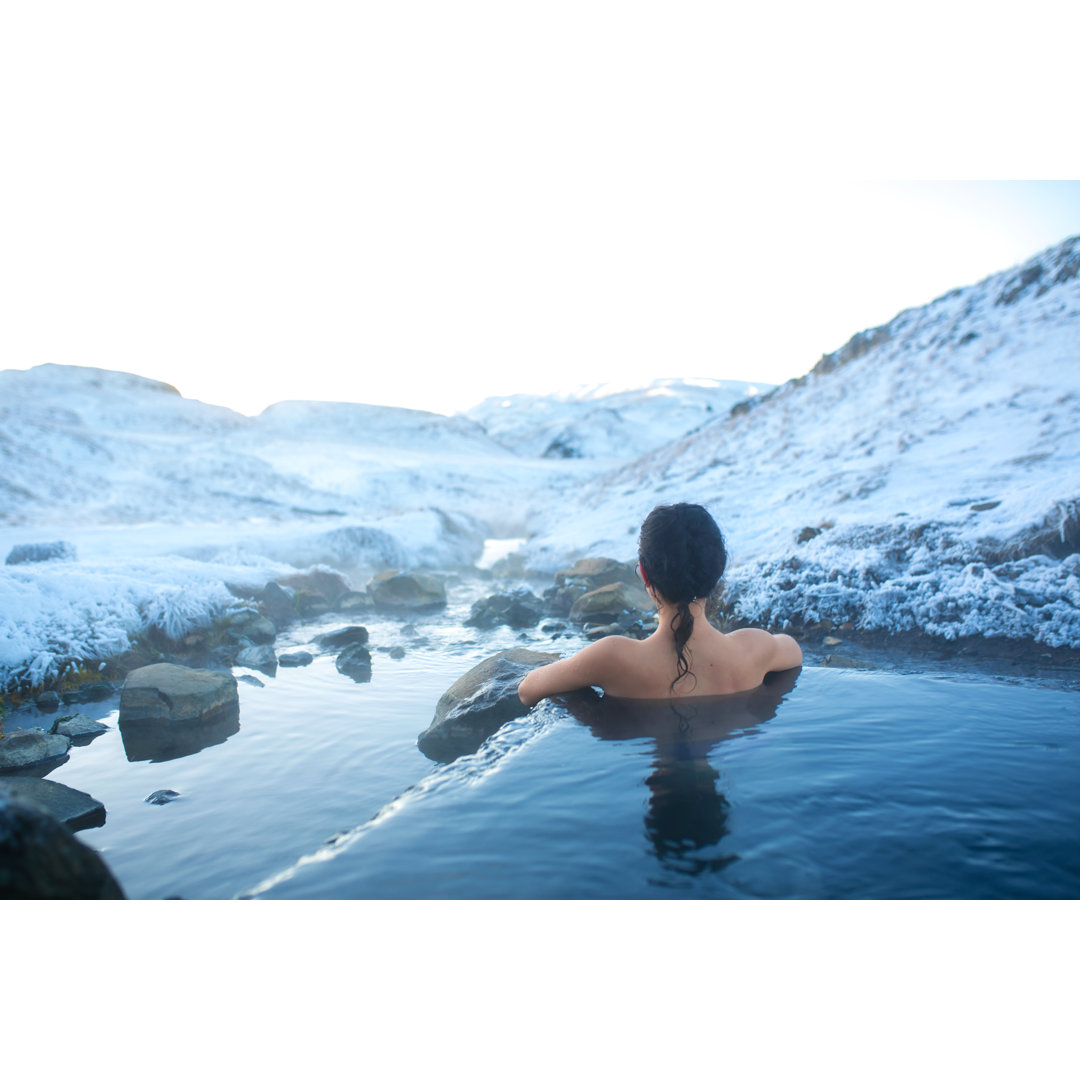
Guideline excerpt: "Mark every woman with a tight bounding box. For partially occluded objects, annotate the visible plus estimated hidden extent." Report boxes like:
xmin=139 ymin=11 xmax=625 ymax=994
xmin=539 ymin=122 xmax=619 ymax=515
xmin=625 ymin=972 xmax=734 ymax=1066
xmin=517 ymin=503 xmax=802 ymax=706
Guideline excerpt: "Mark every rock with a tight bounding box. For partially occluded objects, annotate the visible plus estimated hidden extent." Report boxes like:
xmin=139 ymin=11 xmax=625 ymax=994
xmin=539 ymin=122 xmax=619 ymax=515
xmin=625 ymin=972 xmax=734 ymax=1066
xmin=276 ymin=569 xmax=351 ymax=603
xmin=586 ymin=623 xmax=623 ymax=640
xmin=259 ymin=581 xmax=297 ymax=626
xmin=337 ymin=590 xmax=375 ymax=613
xmin=35 ymin=691 xmax=61 ymax=712
xmin=295 ymin=590 xmax=331 ymax=618
xmin=0 ymin=777 xmax=106 ymax=830
xmin=466 ymin=587 xmax=545 ymax=630
xmin=237 ymin=674 xmax=264 ymax=687
xmin=119 ymin=664 xmax=239 ymax=726
xmin=388 ymin=646 xmax=406 ymax=660
xmin=50 ymin=714 xmax=109 ymax=742
xmin=542 ymin=584 xmax=588 ymax=617
xmin=0 ymin=793 xmax=125 ymax=899
xmin=236 ymin=645 xmax=278 ymax=673
xmin=62 ymin=681 xmax=117 ymax=704
xmin=5 ymin=540 xmax=77 ymax=565
xmin=417 ymin=648 xmax=560 ymax=763
xmin=278 ymin=651 xmax=314 ymax=668
xmin=0 ymin=728 xmax=71 ymax=777
xmin=335 ymin=644 xmax=373 ymax=682
xmin=145 ymin=789 xmax=181 ymax=805
xmin=226 ymin=611 xmax=277 ymax=644
xmin=569 ymin=581 xmax=654 ymax=625
xmin=554 ymin=556 xmax=637 ymax=591
xmin=316 ymin=626 xmax=369 ymax=649
xmin=368 ymin=571 xmax=447 ymax=612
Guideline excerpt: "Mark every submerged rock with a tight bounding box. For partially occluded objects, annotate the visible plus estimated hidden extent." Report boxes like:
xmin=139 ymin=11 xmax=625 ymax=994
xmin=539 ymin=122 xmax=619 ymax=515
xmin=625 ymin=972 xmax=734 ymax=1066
xmin=0 ymin=792 xmax=125 ymax=899
xmin=0 ymin=728 xmax=71 ymax=777
xmin=418 ymin=648 xmax=559 ymax=763
xmin=368 ymin=571 xmax=447 ymax=612
xmin=145 ymin=789 xmax=181 ymax=805
xmin=0 ymin=777 xmax=106 ymax=831
xmin=336 ymin=643 xmax=373 ymax=683
xmin=236 ymin=645 xmax=278 ymax=673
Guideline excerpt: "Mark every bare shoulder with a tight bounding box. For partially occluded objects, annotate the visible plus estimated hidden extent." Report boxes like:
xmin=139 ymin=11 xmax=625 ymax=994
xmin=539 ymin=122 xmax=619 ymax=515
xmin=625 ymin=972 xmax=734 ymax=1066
xmin=517 ymin=634 xmax=641 ymax=706
xmin=729 ymin=627 xmax=803 ymax=671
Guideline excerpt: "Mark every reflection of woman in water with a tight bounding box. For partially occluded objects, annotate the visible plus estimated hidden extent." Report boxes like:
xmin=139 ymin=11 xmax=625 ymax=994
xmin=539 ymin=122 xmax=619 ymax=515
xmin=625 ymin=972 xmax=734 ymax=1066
xmin=561 ymin=669 xmax=800 ymax=877
xmin=518 ymin=503 xmax=802 ymax=707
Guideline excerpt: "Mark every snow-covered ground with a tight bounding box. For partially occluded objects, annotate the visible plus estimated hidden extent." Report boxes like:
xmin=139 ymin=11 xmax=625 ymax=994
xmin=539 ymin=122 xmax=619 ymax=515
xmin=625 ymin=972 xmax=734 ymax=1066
xmin=2 ymin=234 xmax=1078 ymax=691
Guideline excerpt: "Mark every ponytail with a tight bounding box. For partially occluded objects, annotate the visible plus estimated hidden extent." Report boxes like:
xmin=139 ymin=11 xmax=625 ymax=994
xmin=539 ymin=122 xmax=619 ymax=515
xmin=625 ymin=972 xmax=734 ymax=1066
xmin=671 ymin=600 xmax=695 ymax=692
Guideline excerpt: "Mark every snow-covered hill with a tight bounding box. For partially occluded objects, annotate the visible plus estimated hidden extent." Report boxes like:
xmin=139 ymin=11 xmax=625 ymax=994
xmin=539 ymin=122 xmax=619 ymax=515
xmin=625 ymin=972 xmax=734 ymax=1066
xmin=466 ymin=378 xmax=769 ymax=459
xmin=2 ymin=235 xmax=1078 ymax=691
xmin=523 ymin=235 xmax=1080 ymax=648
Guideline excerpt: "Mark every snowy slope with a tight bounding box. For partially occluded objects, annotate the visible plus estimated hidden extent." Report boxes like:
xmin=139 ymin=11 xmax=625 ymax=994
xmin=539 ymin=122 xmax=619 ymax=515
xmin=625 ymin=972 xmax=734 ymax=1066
xmin=466 ymin=378 xmax=769 ymax=459
xmin=523 ymin=236 xmax=1080 ymax=648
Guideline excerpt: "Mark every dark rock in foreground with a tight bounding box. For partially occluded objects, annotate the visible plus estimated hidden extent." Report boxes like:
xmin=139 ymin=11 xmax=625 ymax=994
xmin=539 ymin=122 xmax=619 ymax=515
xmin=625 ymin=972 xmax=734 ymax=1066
xmin=418 ymin=648 xmax=559 ymax=763
xmin=368 ymin=570 xmax=447 ymax=612
xmin=0 ymin=777 xmax=106 ymax=831
xmin=0 ymin=792 xmax=125 ymax=899
xmin=0 ymin=728 xmax=71 ymax=777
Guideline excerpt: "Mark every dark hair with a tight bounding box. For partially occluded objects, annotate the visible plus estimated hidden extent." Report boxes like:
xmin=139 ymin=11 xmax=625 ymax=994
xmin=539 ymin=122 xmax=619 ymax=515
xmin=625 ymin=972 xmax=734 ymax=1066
xmin=638 ymin=503 xmax=727 ymax=691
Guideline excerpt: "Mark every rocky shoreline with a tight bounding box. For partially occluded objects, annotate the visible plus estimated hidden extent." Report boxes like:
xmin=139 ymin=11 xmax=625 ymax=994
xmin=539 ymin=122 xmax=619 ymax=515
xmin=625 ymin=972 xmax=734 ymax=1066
xmin=3 ymin=552 xmax=1078 ymax=898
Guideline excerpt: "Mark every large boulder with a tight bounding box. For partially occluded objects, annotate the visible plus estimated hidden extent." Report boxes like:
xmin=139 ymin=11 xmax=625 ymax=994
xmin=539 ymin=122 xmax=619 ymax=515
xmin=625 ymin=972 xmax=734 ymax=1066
xmin=120 ymin=664 xmax=239 ymax=725
xmin=554 ymin=557 xmax=638 ymax=591
xmin=118 ymin=664 xmax=240 ymax=762
xmin=0 ymin=728 xmax=71 ymax=777
xmin=465 ymin=587 xmax=545 ymax=630
xmin=418 ymin=648 xmax=559 ymax=763
xmin=0 ymin=792 xmax=125 ymax=899
xmin=569 ymin=581 xmax=654 ymax=625
xmin=0 ymin=777 xmax=106 ymax=831
xmin=368 ymin=571 xmax=447 ymax=612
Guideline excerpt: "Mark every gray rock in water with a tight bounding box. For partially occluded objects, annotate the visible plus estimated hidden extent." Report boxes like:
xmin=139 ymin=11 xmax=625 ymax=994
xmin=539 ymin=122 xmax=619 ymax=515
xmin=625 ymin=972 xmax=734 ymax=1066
xmin=120 ymin=664 xmax=239 ymax=725
xmin=0 ymin=777 xmax=106 ymax=830
xmin=466 ymin=587 xmax=545 ymax=630
xmin=145 ymin=789 xmax=181 ymax=805
xmin=5 ymin=540 xmax=77 ymax=566
xmin=316 ymin=626 xmax=369 ymax=649
xmin=236 ymin=644 xmax=278 ymax=673
xmin=51 ymin=713 xmax=110 ymax=742
xmin=569 ymin=581 xmax=654 ymax=625
xmin=336 ymin=643 xmax=373 ymax=683
xmin=418 ymin=648 xmax=559 ymax=763
xmin=278 ymin=651 xmax=314 ymax=668
xmin=35 ymin=691 xmax=61 ymax=712
xmin=368 ymin=570 xmax=447 ymax=612
xmin=0 ymin=728 xmax=71 ymax=777
xmin=118 ymin=664 xmax=241 ymax=763
xmin=259 ymin=581 xmax=297 ymax=626
xmin=0 ymin=792 xmax=125 ymax=899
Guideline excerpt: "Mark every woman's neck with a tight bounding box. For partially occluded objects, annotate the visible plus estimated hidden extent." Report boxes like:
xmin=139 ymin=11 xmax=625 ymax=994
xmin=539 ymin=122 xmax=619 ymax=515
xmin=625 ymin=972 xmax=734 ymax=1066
xmin=654 ymin=597 xmax=707 ymax=632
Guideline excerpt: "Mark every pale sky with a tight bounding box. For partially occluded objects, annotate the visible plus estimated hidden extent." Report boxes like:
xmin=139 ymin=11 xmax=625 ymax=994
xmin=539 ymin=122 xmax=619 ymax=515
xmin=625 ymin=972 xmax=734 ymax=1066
xmin=2 ymin=4 xmax=1077 ymax=417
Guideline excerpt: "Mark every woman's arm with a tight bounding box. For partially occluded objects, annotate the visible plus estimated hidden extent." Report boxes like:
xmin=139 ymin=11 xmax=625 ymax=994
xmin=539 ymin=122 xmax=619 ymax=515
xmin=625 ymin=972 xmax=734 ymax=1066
xmin=517 ymin=637 xmax=625 ymax=707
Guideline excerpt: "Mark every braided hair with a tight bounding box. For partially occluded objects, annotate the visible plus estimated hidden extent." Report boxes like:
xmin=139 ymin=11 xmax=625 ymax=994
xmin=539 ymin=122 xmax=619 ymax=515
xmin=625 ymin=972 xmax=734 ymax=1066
xmin=638 ymin=503 xmax=727 ymax=692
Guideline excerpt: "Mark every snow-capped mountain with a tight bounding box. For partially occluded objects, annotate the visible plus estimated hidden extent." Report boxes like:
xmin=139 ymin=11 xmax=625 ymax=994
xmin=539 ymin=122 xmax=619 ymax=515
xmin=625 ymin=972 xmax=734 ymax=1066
xmin=522 ymin=235 xmax=1080 ymax=648
xmin=466 ymin=378 xmax=769 ymax=460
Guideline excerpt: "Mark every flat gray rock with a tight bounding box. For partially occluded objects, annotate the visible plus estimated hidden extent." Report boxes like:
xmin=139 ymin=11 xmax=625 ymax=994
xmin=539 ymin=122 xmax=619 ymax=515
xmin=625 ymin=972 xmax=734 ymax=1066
xmin=278 ymin=651 xmax=314 ymax=667
xmin=0 ymin=777 xmax=106 ymax=830
xmin=418 ymin=648 xmax=559 ymax=763
xmin=0 ymin=727 xmax=71 ymax=776
xmin=51 ymin=713 xmax=110 ymax=741
xmin=120 ymin=663 xmax=239 ymax=726
xmin=368 ymin=571 xmax=447 ymax=611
